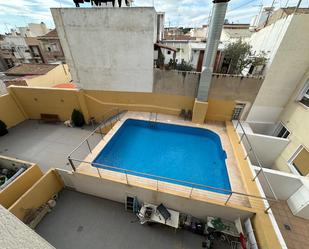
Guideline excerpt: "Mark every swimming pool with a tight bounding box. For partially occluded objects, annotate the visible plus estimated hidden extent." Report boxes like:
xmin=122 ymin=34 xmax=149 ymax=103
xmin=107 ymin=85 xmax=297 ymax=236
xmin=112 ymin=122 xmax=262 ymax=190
xmin=92 ymin=119 xmax=231 ymax=194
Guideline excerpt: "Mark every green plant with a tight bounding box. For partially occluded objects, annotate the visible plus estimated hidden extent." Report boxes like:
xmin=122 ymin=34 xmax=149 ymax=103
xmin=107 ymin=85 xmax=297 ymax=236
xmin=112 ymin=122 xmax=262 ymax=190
xmin=223 ymin=40 xmax=267 ymax=75
xmin=0 ymin=120 xmax=8 ymax=136
xmin=71 ymin=109 xmax=85 ymax=127
xmin=175 ymin=60 xmax=193 ymax=71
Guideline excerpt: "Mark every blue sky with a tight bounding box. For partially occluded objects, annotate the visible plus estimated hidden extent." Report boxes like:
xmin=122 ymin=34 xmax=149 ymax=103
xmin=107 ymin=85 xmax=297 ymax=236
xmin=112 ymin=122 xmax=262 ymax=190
xmin=0 ymin=0 xmax=307 ymax=33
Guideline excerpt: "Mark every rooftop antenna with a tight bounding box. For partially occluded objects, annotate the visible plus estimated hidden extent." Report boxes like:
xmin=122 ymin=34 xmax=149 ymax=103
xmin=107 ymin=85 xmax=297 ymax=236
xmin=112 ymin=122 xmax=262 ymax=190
xmin=3 ymin=23 xmax=10 ymax=33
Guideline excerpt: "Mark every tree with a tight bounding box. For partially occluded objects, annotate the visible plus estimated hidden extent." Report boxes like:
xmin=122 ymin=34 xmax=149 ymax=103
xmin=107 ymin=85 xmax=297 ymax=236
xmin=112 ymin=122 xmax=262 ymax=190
xmin=222 ymin=40 xmax=267 ymax=75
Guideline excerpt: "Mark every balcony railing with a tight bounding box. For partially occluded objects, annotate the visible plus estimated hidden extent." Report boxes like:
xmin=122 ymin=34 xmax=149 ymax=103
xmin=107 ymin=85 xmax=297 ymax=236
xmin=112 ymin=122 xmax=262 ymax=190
xmin=67 ymin=111 xmax=278 ymax=212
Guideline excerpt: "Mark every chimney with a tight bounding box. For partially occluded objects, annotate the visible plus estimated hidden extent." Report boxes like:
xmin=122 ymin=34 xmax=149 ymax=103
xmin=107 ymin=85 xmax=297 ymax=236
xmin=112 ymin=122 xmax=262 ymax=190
xmin=197 ymin=0 xmax=230 ymax=101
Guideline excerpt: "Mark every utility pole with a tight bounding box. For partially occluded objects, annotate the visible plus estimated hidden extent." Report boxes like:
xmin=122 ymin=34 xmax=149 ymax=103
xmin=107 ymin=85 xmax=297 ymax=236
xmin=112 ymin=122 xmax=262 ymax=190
xmin=294 ymin=0 xmax=302 ymax=13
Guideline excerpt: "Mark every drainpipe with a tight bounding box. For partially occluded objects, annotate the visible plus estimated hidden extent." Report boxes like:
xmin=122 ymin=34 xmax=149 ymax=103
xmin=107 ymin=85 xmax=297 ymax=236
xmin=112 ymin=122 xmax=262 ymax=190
xmin=197 ymin=0 xmax=230 ymax=101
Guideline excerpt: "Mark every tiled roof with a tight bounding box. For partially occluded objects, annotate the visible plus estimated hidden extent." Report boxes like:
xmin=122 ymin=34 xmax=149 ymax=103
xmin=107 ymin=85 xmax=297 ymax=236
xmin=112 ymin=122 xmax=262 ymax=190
xmin=164 ymin=35 xmax=196 ymax=41
xmin=38 ymin=29 xmax=58 ymax=39
xmin=53 ymin=83 xmax=76 ymax=89
xmin=5 ymin=64 xmax=58 ymax=76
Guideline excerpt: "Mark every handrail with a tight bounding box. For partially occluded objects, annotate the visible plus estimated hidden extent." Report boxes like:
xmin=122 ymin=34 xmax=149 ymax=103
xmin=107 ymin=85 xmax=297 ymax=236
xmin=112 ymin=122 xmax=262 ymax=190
xmin=67 ymin=108 xmax=126 ymax=158
xmin=70 ymin=157 xmax=278 ymax=202
xmin=234 ymin=119 xmax=278 ymax=207
xmin=67 ymin=113 xmax=278 ymax=213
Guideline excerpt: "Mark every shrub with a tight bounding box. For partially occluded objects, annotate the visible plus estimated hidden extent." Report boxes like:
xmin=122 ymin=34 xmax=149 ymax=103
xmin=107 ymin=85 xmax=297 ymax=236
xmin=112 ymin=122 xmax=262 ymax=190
xmin=71 ymin=109 xmax=85 ymax=127
xmin=0 ymin=120 xmax=8 ymax=136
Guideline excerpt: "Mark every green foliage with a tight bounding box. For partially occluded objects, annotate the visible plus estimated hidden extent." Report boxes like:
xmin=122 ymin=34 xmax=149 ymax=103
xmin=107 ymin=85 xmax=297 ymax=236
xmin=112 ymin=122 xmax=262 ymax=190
xmin=0 ymin=120 xmax=8 ymax=136
xmin=223 ymin=40 xmax=267 ymax=75
xmin=71 ymin=109 xmax=85 ymax=127
xmin=168 ymin=59 xmax=193 ymax=71
xmin=176 ymin=60 xmax=193 ymax=71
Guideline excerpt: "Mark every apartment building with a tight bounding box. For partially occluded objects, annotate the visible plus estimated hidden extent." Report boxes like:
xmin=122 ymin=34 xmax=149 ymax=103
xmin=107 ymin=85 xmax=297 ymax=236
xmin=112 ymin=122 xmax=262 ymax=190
xmin=0 ymin=4 xmax=308 ymax=249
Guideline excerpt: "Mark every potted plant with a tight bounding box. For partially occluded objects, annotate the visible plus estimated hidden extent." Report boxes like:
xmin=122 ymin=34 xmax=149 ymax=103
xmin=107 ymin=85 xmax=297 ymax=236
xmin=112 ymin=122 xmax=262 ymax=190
xmin=71 ymin=109 xmax=85 ymax=127
xmin=0 ymin=120 xmax=8 ymax=136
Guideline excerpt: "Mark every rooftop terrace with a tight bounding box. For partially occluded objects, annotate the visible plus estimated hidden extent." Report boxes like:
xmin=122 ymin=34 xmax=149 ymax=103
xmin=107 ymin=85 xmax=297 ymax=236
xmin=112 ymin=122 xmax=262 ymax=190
xmin=0 ymin=120 xmax=101 ymax=172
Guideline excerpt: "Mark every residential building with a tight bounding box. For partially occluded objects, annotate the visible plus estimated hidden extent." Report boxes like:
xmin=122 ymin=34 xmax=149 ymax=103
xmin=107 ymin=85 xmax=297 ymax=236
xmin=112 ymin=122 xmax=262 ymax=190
xmin=248 ymin=8 xmax=309 ymax=75
xmin=38 ymin=29 xmax=65 ymax=64
xmin=17 ymin=22 xmax=49 ymax=38
xmin=2 ymin=63 xmax=71 ymax=88
xmin=161 ymin=36 xmax=197 ymax=65
xmin=51 ymin=7 xmax=156 ymax=91
xmin=0 ymin=5 xmax=308 ymax=249
xmin=246 ymin=8 xmax=309 ymax=122
xmin=0 ymin=36 xmax=32 ymax=65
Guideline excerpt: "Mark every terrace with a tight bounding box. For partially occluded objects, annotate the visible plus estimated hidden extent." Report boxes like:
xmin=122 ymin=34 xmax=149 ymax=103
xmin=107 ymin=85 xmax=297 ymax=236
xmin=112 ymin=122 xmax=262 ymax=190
xmin=36 ymin=189 xmax=232 ymax=249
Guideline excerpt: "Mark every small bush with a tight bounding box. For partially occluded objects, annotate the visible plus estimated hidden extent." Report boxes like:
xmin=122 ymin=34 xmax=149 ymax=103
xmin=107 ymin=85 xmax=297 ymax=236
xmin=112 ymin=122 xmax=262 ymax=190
xmin=0 ymin=120 xmax=8 ymax=136
xmin=71 ymin=109 xmax=85 ymax=127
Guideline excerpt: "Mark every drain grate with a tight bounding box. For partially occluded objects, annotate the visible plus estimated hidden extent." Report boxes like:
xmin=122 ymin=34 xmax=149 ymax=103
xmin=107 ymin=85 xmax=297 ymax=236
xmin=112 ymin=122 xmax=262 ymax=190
xmin=284 ymin=224 xmax=291 ymax=231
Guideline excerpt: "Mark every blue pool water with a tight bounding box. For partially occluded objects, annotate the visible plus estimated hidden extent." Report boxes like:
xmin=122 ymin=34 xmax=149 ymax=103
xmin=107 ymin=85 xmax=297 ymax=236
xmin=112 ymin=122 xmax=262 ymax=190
xmin=92 ymin=119 xmax=231 ymax=194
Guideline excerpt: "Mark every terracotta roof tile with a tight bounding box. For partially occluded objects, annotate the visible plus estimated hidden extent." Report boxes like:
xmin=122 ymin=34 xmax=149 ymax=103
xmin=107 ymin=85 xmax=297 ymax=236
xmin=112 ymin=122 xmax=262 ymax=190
xmin=5 ymin=63 xmax=58 ymax=76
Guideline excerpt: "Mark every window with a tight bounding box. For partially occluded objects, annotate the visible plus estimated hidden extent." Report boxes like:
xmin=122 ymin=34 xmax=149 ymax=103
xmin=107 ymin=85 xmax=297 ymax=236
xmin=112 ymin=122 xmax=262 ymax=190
xmin=167 ymin=50 xmax=171 ymax=55
xmin=273 ymin=122 xmax=290 ymax=138
xmin=288 ymin=146 xmax=309 ymax=176
xmin=231 ymin=103 xmax=246 ymax=120
xmin=297 ymin=82 xmax=309 ymax=107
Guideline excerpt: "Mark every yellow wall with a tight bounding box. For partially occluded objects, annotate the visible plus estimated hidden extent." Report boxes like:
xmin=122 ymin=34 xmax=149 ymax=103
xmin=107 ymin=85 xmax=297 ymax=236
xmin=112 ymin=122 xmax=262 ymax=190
xmin=11 ymin=87 xmax=80 ymax=121
xmin=25 ymin=64 xmax=72 ymax=88
xmin=0 ymin=93 xmax=26 ymax=128
xmin=84 ymin=90 xmax=195 ymax=121
xmin=3 ymin=86 xmax=236 ymax=128
xmin=226 ymin=121 xmax=282 ymax=249
xmin=0 ymin=164 xmax=43 ymax=209
xmin=9 ymin=169 xmax=64 ymax=220
xmin=274 ymin=70 xmax=309 ymax=172
xmin=206 ymin=99 xmax=235 ymax=121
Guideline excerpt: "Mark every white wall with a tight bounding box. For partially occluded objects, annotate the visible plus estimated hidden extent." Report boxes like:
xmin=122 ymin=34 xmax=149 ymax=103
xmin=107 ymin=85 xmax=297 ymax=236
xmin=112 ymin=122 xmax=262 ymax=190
xmin=253 ymin=166 xmax=303 ymax=200
xmin=162 ymin=41 xmax=191 ymax=63
xmin=247 ymin=14 xmax=309 ymax=122
xmin=247 ymin=121 xmax=277 ymax=136
xmin=57 ymin=169 xmax=253 ymax=221
xmin=51 ymin=7 xmax=156 ymax=92
xmin=241 ymin=133 xmax=289 ymax=168
xmin=0 ymin=205 xmax=55 ymax=249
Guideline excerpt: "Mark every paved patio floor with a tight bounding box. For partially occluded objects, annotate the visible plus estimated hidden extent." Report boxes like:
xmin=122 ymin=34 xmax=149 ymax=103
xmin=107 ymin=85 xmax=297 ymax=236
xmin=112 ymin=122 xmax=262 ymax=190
xmin=36 ymin=189 xmax=212 ymax=249
xmin=0 ymin=120 xmax=101 ymax=172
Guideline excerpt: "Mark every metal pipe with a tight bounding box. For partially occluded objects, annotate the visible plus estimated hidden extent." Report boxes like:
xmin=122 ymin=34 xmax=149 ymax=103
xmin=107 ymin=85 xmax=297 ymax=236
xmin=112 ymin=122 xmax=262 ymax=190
xmin=69 ymin=158 xmax=277 ymax=202
xmin=225 ymin=192 xmax=232 ymax=205
xmin=86 ymin=139 xmax=92 ymax=153
xmin=197 ymin=0 xmax=230 ymax=101
xmin=68 ymin=157 xmax=76 ymax=171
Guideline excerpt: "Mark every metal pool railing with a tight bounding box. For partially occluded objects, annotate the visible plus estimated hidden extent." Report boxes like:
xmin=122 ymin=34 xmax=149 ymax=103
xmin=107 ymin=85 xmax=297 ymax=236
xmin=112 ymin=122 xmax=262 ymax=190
xmin=234 ymin=119 xmax=278 ymax=212
xmin=67 ymin=111 xmax=278 ymax=213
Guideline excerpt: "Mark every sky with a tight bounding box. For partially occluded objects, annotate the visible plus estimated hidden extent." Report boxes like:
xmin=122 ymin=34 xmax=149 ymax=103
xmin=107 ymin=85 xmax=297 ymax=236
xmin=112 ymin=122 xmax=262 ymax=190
xmin=0 ymin=0 xmax=307 ymax=34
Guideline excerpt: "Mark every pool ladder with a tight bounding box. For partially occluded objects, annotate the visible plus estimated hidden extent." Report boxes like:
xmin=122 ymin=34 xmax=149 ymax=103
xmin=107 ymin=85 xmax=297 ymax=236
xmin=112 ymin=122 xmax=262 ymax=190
xmin=149 ymin=112 xmax=157 ymax=128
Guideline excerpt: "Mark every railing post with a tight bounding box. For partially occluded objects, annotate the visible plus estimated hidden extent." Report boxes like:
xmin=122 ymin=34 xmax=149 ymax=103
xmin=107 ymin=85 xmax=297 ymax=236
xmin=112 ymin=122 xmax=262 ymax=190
xmin=125 ymin=170 xmax=129 ymax=185
xmin=234 ymin=120 xmax=239 ymax=131
xmin=99 ymin=126 xmax=103 ymax=139
xmin=86 ymin=139 xmax=92 ymax=153
xmin=189 ymin=187 xmax=194 ymax=198
xmin=68 ymin=157 xmax=76 ymax=171
xmin=252 ymin=168 xmax=262 ymax=181
xmin=264 ymin=204 xmax=272 ymax=213
xmin=225 ymin=192 xmax=232 ymax=205
xmin=97 ymin=168 xmax=102 ymax=178
xmin=156 ymin=180 xmax=159 ymax=191
xmin=244 ymin=148 xmax=252 ymax=160
xmin=239 ymin=133 xmax=245 ymax=144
